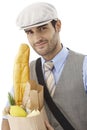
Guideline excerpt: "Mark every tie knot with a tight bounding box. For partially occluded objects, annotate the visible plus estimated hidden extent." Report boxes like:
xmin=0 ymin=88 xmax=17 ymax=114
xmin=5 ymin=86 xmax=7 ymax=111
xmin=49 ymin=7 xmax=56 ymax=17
xmin=44 ymin=61 xmax=54 ymax=70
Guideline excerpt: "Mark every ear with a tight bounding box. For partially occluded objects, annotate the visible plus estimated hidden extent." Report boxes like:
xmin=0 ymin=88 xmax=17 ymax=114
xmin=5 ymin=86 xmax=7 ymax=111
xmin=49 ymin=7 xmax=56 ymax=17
xmin=55 ymin=20 xmax=61 ymax=32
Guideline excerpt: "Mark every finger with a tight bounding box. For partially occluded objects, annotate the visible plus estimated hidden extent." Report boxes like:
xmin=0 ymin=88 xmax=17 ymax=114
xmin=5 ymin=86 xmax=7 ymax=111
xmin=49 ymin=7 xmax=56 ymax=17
xmin=45 ymin=120 xmax=54 ymax=130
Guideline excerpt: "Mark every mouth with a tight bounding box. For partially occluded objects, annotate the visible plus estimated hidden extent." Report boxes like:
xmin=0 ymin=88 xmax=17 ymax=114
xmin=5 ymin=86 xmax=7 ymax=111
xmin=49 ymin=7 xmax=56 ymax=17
xmin=35 ymin=41 xmax=48 ymax=48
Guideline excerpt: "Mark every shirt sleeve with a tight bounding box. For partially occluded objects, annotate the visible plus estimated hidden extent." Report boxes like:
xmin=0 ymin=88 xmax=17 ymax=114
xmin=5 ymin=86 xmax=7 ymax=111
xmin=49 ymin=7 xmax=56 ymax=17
xmin=83 ymin=56 xmax=87 ymax=93
xmin=2 ymin=87 xmax=14 ymax=119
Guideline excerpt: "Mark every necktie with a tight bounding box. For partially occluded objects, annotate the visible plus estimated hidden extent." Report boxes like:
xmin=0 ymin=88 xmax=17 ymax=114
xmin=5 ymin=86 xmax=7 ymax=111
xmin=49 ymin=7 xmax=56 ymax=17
xmin=44 ymin=61 xmax=56 ymax=96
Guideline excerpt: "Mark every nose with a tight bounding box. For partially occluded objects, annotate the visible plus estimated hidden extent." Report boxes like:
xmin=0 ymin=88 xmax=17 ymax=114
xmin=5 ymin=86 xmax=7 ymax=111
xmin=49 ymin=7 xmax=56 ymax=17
xmin=34 ymin=32 xmax=42 ymax=43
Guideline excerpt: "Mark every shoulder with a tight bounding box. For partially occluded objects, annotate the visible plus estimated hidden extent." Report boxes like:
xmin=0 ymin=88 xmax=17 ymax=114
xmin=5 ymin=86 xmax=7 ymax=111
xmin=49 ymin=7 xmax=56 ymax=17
xmin=68 ymin=50 xmax=85 ymax=62
xmin=30 ymin=58 xmax=41 ymax=68
xmin=69 ymin=49 xmax=85 ymax=57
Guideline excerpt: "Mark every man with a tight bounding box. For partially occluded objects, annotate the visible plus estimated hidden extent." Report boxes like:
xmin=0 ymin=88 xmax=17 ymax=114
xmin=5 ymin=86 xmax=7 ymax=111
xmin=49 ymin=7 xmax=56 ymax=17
xmin=1 ymin=2 xmax=87 ymax=130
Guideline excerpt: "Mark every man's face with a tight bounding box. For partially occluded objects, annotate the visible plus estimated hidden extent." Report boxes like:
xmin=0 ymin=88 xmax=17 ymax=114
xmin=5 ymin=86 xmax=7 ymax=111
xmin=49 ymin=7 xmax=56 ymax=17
xmin=25 ymin=20 xmax=61 ymax=60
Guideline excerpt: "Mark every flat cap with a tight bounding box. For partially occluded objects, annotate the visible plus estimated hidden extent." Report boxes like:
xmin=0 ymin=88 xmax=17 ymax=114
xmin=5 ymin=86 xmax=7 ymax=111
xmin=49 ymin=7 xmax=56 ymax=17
xmin=16 ymin=2 xmax=58 ymax=29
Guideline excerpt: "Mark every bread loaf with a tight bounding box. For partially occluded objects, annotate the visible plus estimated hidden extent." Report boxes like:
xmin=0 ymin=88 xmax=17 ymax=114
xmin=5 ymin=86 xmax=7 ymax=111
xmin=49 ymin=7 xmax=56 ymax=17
xmin=13 ymin=43 xmax=30 ymax=105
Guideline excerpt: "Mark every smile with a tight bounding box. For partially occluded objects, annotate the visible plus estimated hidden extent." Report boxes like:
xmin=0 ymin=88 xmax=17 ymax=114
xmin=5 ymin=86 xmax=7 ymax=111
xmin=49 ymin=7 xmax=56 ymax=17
xmin=35 ymin=41 xmax=47 ymax=47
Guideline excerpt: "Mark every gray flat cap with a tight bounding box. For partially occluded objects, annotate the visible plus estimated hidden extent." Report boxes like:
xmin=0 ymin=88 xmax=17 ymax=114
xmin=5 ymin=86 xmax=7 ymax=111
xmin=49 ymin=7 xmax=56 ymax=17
xmin=16 ymin=2 xmax=58 ymax=29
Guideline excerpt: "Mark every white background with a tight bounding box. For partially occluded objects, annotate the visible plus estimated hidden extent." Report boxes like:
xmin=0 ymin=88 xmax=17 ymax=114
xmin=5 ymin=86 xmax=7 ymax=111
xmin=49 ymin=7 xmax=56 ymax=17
xmin=0 ymin=0 xmax=87 ymax=127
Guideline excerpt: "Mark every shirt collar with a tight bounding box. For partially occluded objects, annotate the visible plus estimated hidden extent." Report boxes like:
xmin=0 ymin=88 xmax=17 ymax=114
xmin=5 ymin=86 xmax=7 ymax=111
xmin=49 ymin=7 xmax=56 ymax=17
xmin=41 ymin=46 xmax=69 ymax=72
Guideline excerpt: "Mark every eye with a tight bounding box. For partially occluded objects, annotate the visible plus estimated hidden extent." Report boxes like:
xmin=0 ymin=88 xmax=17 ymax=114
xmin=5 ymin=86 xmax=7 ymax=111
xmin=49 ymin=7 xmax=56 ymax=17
xmin=42 ymin=26 xmax=47 ymax=30
xmin=25 ymin=30 xmax=33 ymax=35
xmin=39 ymin=26 xmax=47 ymax=31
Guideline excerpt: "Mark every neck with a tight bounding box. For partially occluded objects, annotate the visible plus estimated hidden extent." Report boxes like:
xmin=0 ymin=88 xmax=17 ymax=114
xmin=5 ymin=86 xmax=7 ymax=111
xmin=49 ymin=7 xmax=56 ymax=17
xmin=43 ymin=43 xmax=62 ymax=61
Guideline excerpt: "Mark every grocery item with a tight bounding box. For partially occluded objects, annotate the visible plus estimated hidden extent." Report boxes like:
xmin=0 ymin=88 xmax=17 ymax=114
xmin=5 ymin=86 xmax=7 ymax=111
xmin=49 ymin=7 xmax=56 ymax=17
xmin=13 ymin=43 xmax=30 ymax=105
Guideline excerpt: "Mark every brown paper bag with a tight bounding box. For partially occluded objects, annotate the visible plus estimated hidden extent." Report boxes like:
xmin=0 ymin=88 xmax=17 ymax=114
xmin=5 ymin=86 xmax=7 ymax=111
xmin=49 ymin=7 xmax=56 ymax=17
xmin=23 ymin=80 xmax=44 ymax=111
xmin=8 ymin=81 xmax=48 ymax=130
xmin=8 ymin=107 xmax=47 ymax=130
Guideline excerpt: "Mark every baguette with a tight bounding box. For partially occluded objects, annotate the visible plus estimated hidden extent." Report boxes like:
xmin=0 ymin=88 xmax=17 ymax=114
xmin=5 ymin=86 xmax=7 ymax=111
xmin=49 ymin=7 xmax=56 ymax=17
xmin=13 ymin=43 xmax=30 ymax=105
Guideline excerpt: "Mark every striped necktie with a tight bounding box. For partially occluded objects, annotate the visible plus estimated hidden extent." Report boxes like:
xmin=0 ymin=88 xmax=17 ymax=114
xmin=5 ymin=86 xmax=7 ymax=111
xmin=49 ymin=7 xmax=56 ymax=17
xmin=44 ymin=61 xmax=56 ymax=97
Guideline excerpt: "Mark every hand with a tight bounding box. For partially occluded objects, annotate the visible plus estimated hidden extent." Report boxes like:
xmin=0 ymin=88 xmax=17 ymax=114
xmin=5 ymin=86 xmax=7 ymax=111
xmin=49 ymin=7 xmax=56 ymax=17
xmin=45 ymin=120 xmax=54 ymax=130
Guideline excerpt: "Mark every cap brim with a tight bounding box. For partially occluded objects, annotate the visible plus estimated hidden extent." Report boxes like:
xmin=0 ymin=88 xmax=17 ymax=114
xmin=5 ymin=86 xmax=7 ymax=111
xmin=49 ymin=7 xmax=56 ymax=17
xmin=20 ymin=19 xmax=52 ymax=30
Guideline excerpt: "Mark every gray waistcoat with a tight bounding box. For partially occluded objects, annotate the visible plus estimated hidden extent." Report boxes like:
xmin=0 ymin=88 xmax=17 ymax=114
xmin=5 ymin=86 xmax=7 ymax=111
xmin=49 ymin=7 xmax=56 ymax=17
xmin=30 ymin=50 xmax=87 ymax=130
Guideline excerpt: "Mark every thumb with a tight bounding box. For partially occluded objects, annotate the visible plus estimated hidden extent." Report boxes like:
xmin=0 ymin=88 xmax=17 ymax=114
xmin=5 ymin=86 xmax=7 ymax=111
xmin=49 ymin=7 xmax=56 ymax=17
xmin=45 ymin=120 xmax=54 ymax=130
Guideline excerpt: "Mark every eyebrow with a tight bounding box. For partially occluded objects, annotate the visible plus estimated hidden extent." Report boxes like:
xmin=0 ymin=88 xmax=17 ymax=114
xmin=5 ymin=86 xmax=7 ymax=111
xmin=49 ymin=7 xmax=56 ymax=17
xmin=37 ymin=24 xmax=48 ymax=29
xmin=24 ymin=29 xmax=32 ymax=33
